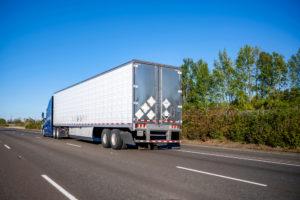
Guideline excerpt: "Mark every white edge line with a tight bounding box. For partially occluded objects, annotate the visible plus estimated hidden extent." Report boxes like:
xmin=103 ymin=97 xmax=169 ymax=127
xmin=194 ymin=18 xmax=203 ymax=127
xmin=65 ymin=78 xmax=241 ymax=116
xmin=176 ymin=166 xmax=267 ymax=187
xmin=182 ymin=144 xmax=295 ymax=156
xmin=66 ymin=143 xmax=81 ymax=148
xmin=41 ymin=175 xmax=78 ymax=200
xmin=182 ymin=144 xmax=298 ymax=156
xmin=177 ymin=150 xmax=300 ymax=167
xmin=4 ymin=144 xmax=11 ymax=149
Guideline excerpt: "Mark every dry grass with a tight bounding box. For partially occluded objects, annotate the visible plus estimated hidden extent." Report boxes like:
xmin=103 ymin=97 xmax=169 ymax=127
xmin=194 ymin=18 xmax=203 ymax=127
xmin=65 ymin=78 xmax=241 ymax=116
xmin=181 ymin=139 xmax=300 ymax=153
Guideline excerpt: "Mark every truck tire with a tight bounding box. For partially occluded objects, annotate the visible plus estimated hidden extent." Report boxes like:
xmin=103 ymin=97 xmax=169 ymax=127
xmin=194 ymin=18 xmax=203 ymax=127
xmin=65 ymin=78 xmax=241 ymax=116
xmin=53 ymin=128 xmax=57 ymax=139
xmin=56 ymin=128 xmax=61 ymax=139
xmin=110 ymin=129 xmax=123 ymax=150
xmin=101 ymin=129 xmax=111 ymax=148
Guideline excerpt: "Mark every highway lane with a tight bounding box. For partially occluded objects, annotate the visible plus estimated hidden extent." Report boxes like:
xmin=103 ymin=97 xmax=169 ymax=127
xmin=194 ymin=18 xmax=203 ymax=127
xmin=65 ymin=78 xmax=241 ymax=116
xmin=0 ymin=128 xmax=300 ymax=200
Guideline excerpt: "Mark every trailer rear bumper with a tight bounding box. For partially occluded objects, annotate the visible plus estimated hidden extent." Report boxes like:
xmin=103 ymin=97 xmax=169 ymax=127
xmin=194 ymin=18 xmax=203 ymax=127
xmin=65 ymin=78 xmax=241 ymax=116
xmin=134 ymin=140 xmax=180 ymax=143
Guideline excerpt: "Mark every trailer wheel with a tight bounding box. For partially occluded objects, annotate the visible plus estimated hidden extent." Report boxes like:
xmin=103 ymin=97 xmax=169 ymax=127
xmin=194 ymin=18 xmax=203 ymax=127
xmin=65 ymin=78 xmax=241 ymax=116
xmin=56 ymin=128 xmax=62 ymax=139
xmin=111 ymin=129 xmax=123 ymax=150
xmin=56 ymin=128 xmax=60 ymax=139
xmin=101 ymin=129 xmax=111 ymax=148
xmin=53 ymin=128 xmax=57 ymax=139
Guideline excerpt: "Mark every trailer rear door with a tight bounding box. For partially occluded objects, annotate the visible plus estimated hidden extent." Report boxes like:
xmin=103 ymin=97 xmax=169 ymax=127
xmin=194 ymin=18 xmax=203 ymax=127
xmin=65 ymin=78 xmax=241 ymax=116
xmin=133 ymin=63 xmax=181 ymax=124
xmin=160 ymin=67 xmax=182 ymax=123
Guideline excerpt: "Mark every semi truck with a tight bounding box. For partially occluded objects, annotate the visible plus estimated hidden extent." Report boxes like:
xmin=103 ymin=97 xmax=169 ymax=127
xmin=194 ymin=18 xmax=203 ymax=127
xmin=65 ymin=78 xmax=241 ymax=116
xmin=42 ymin=59 xmax=182 ymax=149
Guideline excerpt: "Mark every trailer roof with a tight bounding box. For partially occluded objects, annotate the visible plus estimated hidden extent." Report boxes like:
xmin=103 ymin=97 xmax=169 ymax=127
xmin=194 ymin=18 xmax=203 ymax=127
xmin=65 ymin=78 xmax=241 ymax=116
xmin=54 ymin=59 xmax=179 ymax=94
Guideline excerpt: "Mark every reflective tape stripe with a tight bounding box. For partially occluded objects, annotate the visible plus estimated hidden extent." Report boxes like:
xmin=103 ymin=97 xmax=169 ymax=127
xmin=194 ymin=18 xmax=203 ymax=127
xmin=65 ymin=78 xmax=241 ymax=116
xmin=135 ymin=140 xmax=180 ymax=143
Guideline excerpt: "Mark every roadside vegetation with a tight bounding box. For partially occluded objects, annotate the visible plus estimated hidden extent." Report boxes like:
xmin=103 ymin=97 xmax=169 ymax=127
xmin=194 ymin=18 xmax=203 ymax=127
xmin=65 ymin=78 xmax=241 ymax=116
xmin=181 ymin=46 xmax=300 ymax=148
xmin=1 ymin=118 xmax=42 ymax=130
xmin=0 ymin=118 xmax=8 ymax=127
xmin=24 ymin=118 xmax=43 ymax=129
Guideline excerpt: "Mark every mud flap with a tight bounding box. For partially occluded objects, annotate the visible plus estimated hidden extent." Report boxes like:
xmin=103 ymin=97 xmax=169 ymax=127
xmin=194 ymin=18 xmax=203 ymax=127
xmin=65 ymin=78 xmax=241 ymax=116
xmin=120 ymin=131 xmax=136 ymax=146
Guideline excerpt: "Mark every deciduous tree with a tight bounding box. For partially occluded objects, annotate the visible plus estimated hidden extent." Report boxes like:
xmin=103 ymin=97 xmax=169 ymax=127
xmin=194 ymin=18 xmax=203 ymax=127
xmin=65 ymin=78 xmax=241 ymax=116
xmin=288 ymin=48 xmax=300 ymax=89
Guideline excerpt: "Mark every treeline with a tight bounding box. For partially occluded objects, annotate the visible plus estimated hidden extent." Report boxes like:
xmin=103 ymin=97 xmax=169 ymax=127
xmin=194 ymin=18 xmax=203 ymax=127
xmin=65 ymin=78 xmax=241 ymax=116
xmin=0 ymin=118 xmax=42 ymax=130
xmin=181 ymin=46 xmax=300 ymax=148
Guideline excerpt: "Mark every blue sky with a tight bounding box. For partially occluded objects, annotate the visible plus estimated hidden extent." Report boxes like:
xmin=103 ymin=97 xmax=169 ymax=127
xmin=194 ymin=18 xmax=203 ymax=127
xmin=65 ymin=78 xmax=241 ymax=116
xmin=0 ymin=0 xmax=300 ymax=119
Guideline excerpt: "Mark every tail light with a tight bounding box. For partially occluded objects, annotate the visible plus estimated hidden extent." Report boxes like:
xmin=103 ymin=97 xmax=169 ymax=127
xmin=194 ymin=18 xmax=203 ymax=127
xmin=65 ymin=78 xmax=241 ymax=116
xmin=135 ymin=123 xmax=147 ymax=129
xmin=171 ymin=125 xmax=180 ymax=129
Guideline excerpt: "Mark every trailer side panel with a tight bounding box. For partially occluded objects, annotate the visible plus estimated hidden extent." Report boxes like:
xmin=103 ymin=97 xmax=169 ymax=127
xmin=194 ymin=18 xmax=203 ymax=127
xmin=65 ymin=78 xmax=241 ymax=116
xmin=53 ymin=63 xmax=133 ymax=127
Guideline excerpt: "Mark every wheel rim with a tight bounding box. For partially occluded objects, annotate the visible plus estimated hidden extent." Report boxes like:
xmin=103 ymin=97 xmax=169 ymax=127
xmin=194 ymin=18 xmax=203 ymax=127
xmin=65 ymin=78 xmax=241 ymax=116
xmin=103 ymin=133 xmax=107 ymax=144
xmin=111 ymin=133 xmax=116 ymax=146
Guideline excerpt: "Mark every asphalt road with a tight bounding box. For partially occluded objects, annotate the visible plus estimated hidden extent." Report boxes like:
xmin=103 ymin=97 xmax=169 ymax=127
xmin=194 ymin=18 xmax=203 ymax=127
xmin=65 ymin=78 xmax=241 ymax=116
xmin=0 ymin=128 xmax=300 ymax=200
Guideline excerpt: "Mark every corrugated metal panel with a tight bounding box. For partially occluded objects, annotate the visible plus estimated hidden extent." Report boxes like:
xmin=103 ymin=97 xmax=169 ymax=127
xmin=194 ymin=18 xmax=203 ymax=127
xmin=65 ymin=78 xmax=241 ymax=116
xmin=53 ymin=63 xmax=133 ymax=126
xmin=55 ymin=59 xmax=178 ymax=94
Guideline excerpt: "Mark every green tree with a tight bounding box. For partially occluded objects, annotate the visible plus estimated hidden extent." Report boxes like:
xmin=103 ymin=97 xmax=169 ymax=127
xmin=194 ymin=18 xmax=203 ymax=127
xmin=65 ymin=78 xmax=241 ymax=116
xmin=288 ymin=48 xmax=300 ymax=89
xmin=210 ymin=67 xmax=225 ymax=104
xmin=256 ymin=52 xmax=287 ymax=98
xmin=257 ymin=52 xmax=273 ymax=98
xmin=235 ymin=45 xmax=259 ymax=103
xmin=181 ymin=58 xmax=198 ymax=104
xmin=194 ymin=59 xmax=211 ymax=107
xmin=272 ymin=52 xmax=288 ymax=90
xmin=181 ymin=58 xmax=193 ymax=103
xmin=214 ymin=49 xmax=235 ymax=103
xmin=0 ymin=118 xmax=7 ymax=126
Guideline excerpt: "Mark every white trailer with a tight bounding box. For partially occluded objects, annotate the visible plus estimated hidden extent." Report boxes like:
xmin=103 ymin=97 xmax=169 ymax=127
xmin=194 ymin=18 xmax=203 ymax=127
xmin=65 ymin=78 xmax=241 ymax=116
xmin=42 ymin=60 xmax=182 ymax=149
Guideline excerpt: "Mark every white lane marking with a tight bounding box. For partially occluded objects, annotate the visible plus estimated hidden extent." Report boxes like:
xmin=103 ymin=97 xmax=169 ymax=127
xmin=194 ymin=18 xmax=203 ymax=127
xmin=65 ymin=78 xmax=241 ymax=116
xmin=36 ymin=136 xmax=41 ymax=139
xmin=66 ymin=143 xmax=81 ymax=148
xmin=4 ymin=144 xmax=11 ymax=149
xmin=177 ymin=149 xmax=300 ymax=167
xmin=176 ymin=166 xmax=267 ymax=187
xmin=41 ymin=175 xmax=78 ymax=200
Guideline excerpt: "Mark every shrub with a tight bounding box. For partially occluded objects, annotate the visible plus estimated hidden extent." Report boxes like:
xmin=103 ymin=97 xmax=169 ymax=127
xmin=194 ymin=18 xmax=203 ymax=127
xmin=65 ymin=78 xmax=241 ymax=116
xmin=183 ymin=107 xmax=300 ymax=148
xmin=0 ymin=118 xmax=8 ymax=126
xmin=24 ymin=118 xmax=42 ymax=130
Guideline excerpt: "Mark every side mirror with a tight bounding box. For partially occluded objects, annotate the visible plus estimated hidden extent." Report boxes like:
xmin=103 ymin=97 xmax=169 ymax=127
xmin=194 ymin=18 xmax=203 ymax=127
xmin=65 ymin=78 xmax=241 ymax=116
xmin=41 ymin=112 xmax=45 ymax=120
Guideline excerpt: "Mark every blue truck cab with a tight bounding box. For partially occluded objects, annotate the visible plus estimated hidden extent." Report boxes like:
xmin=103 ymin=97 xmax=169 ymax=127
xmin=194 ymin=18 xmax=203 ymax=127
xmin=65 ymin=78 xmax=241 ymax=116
xmin=42 ymin=96 xmax=53 ymax=137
